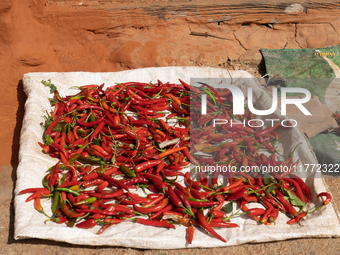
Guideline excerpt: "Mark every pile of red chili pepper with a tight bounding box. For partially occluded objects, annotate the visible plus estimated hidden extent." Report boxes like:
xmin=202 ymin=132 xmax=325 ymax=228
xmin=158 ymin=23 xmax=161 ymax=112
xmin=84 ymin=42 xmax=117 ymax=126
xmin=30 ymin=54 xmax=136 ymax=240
xmin=19 ymin=79 xmax=332 ymax=244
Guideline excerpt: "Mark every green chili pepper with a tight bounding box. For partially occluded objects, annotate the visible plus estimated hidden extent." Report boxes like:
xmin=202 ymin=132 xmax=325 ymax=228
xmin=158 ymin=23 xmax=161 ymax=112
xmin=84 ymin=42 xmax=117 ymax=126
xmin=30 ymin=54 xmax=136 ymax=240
xmin=120 ymin=163 xmax=136 ymax=178
xmin=52 ymin=191 xmax=60 ymax=215
xmin=78 ymin=156 xmax=107 ymax=166
xmin=67 ymin=153 xmax=81 ymax=165
xmin=73 ymin=197 xmax=97 ymax=206
xmin=89 ymin=113 xmax=96 ymax=122
xmin=56 ymin=187 xmax=81 ymax=196
xmin=43 ymin=174 xmax=52 ymax=191
xmin=186 ymin=197 xmax=208 ymax=202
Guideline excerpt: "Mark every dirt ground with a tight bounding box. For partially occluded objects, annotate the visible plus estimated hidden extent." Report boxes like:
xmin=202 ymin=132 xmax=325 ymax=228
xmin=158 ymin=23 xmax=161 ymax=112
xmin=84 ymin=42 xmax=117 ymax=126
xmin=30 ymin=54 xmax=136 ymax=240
xmin=2 ymin=0 xmax=340 ymax=254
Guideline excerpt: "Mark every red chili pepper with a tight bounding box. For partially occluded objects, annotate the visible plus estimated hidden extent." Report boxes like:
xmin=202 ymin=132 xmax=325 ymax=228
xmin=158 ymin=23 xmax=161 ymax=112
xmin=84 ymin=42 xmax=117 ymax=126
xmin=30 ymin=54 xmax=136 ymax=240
xmin=82 ymin=178 xmax=104 ymax=188
xmin=123 ymin=176 xmax=149 ymax=186
xmin=209 ymin=171 xmax=219 ymax=189
xmin=243 ymin=195 xmax=258 ymax=203
xmin=48 ymin=160 xmax=61 ymax=187
xmin=196 ymin=209 xmax=226 ymax=243
xmin=34 ymin=197 xmax=48 ymax=217
xmin=38 ymin=142 xmax=50 ymax=153
xmin=142 ymin=195 xmax=165 ymax=208
xmin=208 ymin=210 xmax=226 ymax=218
xmin=296 ymin=211 xmax=306 ymax=222
xmin=115 ymin=204 xmax=134 ymax=214
xmin=266 ymin=197 xmax=287 ymax=212
xmin=82 ymin=84 xmax=99 ymax=89
xmin=92 ymin=213 xmax=106 ymax=219
xmin=89 ymin=121 xmax=106 ymax=142
xmin=78 ymin=104 xmax=104 ymax=112
xmin=238 ymin=200 xmax=260 ymax=222
xmin=67 ymin=192 xmax=77 ymax=204
xmin=227 ymin=188 xmax=248 ymax=201
xmin=163 ymin=210 xmax=185 ymax=218
xmin=179 ymin=78 xmax=201 ymax=93
xmin=188 ymin=200 xmax=220 ymax=207
xmin=173 ymin=182 xmax=187 ymax=194
xmin=287 ymin=211 xmax=306 ymax=225
xmin=89 ymin=144 xmax=109 ymax=156
xmin=193 ymin=220 xmax=239 ymax=228
xmin=82 ymin=172 xmax=99 ymax=181
xmin=130 ymin=120 xmax=159 ymax=129
xmin=127 ymin=192 xmax=151 ymax=203
xmin=276 ymin=191 xmax=298 ymax=217
xmin=255 ymin=123 xmax=281 ymax=137
xmin=51 ymin=143 xmax=69 ymax=160
xmin=268 ymin=208 xmax=279 ymax=223
xmin=317 ymin=192 xmax=332 ymax=205
xmin=199 ymin=82 xmax=223 ymax=106
xmin=96 ymin=219 xmax=125 ymax=235
xmin=143 ymin=173 xmax=167 ymax=193
xmin=167 ymin=112 xmax=178 ymax=120
xmin=60 ymin=199 xmax=85 ymax=218
xmin=101 ymin=189 xmax=124 ymax=199
xmin=190 ymin=188 xmax=213 ymax=200
xmin=158 ymin=146 xmax=186 ymax=159
xmin=135 ymin=160 xmax=162 ymax=172
xmin=59 ymin=124 xmax=67 ymax=148
xmin=168 ymin=185 xmax=182 ymax=208
xmin=78 ymin=115 xmax=105 ymax=128
xmin=97 ymin=181 xmax=109 ymax=194
xmin=290 ymin=174 xmax=311 ymax=203
xmin=50 ymin=102 xmax=59 ymax=118
xmin=75 ymin=219 xmax=98 ymax=229
xmin=174 ymin=189 xmax=192 ymax=210
xmin=213 ymin=194 xmax=226 ymax=211
xmin=136 ymin=218 xmax=175 ymax=229
xmin=104 ymin=167 xmax=119 ymax=176
xmin=259 ymin=198 xmax=274 ymax=224
xmin=184 ymin=172 xmax=200 ymax=190
xmin=216 ymin=178 xmax=244 ymax=193
xmin=133 ymin=198 xmax=169 ymax=214
xmin=187 ymin=225 xmax=195 ymax=244
xmin=286 ymin=217 xmax=297 ymax=225
xmin=98 ymin=173 xmax=129 ymax=191
xmin=74 ymin=208 xmax=117 ymax=216
xmin=51 ymin=211 xmax=68 ymax=224
xmin=128 ymin=86 xmax=148 ymax=98
xmin=279 ymin=159 xmax=300 ymax=178
xmin=149 ymin=204 xmax=173 ymax=220
xmin=45 ymin=107 xmax=65 ymax=137
xmin=64 ymin=164 xmax=78 ymax=182
xmin=247 ymin=208 xmax=266 ymax=216
xmin=19 ymin=187 xmax=47 ymax=195
xmin=256 ymin=135 xmax=275 ymax=152
xmin=282 ymin=177 xmax=306 ymax=203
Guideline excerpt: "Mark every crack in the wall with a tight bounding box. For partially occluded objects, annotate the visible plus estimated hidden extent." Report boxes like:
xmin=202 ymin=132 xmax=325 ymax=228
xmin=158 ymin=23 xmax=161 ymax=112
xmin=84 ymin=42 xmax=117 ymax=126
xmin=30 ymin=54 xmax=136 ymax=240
xmin=233 ymin=31 xmax=247 ymax=50
xmin=329 ymin=22 xmax=339 ymax=36
xmin=294 ymin=24 xmax=303 ymax=49
xmin=245 ymin=27 xmax=262 ymax=41
xmin=325 ymin=28 xmax=330 ymax=45
xmin=283 ymin=40 xmax=289 ymax=49
xmin=188 ymin=24 xmax=192 ymax=32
